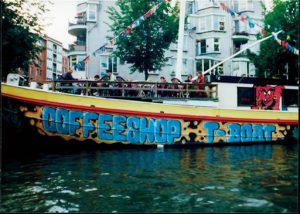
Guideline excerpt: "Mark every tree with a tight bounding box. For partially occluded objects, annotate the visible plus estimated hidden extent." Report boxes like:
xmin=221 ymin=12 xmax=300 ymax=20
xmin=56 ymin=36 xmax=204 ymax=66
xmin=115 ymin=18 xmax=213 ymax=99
xmin=107 ymin=0 xmax=179 ymax=80
xmin=1 ymin=0 xmax=50 ymax=78
xmin=247 ymin=0 xmax=299 ymax=80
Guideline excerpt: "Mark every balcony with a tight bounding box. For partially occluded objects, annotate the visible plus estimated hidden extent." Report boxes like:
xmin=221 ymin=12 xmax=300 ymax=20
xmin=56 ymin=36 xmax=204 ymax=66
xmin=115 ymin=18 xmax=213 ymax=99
xmin=68 ymin=44 xmax=86 ymax=56
xmin=68 ymin=17 xmax=87 ymax=36
xmin=232 ymin=31 xmax=250 ymax=43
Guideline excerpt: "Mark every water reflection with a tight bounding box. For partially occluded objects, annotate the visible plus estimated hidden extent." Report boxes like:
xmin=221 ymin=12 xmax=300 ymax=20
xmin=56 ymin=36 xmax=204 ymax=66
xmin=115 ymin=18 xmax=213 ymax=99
xmin=1 ymin=144 xmax=298 ymax=213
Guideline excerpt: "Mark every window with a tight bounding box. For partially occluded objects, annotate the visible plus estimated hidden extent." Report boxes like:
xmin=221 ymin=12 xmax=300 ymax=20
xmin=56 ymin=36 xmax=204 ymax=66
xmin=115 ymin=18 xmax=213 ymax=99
xmin=217 ymin=63 xmax=223 ymax=75
xmin=196 ymin=59 xmax=223 ymax=75
xmin=108 ymin=57 xmax=117 ymax=73
xmin=198 ymin=0 xmax=215 ymax=9
xmin=170 ymin=58 xmax=187 ymax=73
xmin=238 ymin=0 xmax=253 ymax=12
xmin=171 ymin=58 xmax=176 ymax=66
xmin=206 ymin=16 xmax=211 ymax=30
xmin=214 ymin=38 xmax=219 ymax=51
xmin=183 ymin=35 xmax=188 ymax=50
xmin=196 ymin=40 xmax=201 ymax=56
xmin=237 ymin=87 xmax=256 ymax=106
xmin=201 ymin=39 xmax=206 ymax=54
xmin=100 ymin=56 xmax=117 ymax=74
xmin=199 ymin=17 xmax=206 ymax=32
xmin=219 ymin=18 xmax=225 ymax=30
xmin=196 ymin=39 xmax=206 ymax=55
xmin=213 ymin=16 xmax=225 ymax=31
xmin=182 ymin=59 xmax=187 ymax=73
xmin=88 ymin=4 xmax=97 ymax=22
xmin=234 ymin=20 xmax=239 ymax=33
xmin=186 ymin=2 xmax=194 ymax=14
xmin=247 ymin=0 xmax=254 ymax=10
xmin=282 ymin=89 xmax=298 ymax=107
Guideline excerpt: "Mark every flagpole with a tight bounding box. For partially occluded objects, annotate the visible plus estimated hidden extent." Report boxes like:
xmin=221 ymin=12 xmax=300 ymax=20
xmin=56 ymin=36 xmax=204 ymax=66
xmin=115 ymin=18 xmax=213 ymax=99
xmin=175 ymin=0 xmax=186 ymax=81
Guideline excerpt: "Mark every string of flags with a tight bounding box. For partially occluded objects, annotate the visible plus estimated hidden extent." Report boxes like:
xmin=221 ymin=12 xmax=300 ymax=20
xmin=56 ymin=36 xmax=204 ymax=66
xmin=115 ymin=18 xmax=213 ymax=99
xmin=72 ymin=0 xmax=299 ymax=70
xmin=272 ymin=32 xmax=299 ymax=55
xmin=216 ymin=0 xmax=298 ymax=56
xmin=92 ymin=0 xmax=171 ymax=56
xmin=214 ymin=0 xmax=266 ymax=35
xmin=72 ymin=0 xmax=171 ymax=71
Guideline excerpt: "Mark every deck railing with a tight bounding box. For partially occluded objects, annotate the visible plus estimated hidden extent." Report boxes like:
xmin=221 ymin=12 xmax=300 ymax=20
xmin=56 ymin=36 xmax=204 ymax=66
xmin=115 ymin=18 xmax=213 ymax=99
xmin=38 ymin=80 xmax=218 ymax=100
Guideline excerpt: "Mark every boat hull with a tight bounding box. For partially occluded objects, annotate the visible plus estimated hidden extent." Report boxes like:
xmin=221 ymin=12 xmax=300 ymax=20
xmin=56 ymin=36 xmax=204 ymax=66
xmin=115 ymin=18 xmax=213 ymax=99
xmin=2 ymin=84 xmax=298 ymax=146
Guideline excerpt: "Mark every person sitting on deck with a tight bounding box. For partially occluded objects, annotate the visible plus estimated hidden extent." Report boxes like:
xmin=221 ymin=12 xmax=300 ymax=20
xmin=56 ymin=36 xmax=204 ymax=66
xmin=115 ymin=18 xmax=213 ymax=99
xmin=62 ymin=69 xmax=79 ymax=94
xmin=184 ymin=74 xmax=194 ymax=98
xmin=157 ymin=76 xmax=168 ymax=97
xmin=90 ymin=75 xmax=101 ymax=96
xmin=184 ymin=74 xmax=193 ymax=83
xmin=193 ymin=71 xmax=207 ymax=97
xmin=170 ymin=77 xmax=184 ymax=97
xmin=103 ymin=70 xmax=116 ymax=96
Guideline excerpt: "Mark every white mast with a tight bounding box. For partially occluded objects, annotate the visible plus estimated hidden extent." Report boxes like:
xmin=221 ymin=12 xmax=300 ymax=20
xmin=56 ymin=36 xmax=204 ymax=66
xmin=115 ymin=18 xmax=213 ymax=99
xmin=203 ymin=31 xmax=283 ymax=75
xmin=175 ymin=0 xmax=186 ymax=81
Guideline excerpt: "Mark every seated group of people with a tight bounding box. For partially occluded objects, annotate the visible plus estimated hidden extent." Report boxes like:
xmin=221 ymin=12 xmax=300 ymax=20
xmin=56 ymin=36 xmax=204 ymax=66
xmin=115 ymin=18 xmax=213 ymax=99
xmin=60 ymin=69 xmax=208 ymax=98
xmin=157 ymin=71 xmax=207 ymax=98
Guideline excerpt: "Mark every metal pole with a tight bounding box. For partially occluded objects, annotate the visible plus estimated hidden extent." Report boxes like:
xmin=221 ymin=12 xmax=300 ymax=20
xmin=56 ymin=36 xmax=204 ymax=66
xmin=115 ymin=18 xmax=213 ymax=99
xmin=175 ymin=0 xmax=186 ymax=81
xmin=203 ymin=31 xmax=283 ymax=75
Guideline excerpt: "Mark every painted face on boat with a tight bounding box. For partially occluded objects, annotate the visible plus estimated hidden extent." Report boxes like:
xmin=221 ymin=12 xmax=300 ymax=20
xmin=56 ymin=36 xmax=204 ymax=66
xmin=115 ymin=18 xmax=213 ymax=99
xmin=254 ymin=85 xmax=284 ymax=110
xmin=261 ymin=88 xmax=276 ymax=106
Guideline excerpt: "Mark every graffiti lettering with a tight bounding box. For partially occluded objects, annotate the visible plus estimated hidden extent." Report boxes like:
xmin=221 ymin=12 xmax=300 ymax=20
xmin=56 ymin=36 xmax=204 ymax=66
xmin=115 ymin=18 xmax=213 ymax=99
xmin=203 ymin=122 xmax=276 ymax=143
xmin=40 ymin=107 xmax=288 ymax=145
xmin=42 ymin=107 xmax=181 ymax=144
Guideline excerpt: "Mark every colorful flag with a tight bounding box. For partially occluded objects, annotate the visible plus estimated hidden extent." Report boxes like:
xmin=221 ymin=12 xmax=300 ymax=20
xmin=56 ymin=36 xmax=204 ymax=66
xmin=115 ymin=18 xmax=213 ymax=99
xmin=228 ymin=8 xmax=235 ymax=16
xmin=272 ymin=32 xmax=299 ymax=55
xmin=240 ymin=16 xmax=246 ymax=22
xmin=125 ymin=27 xmax=132 ymax=35
xmin=144 ymin=10 xmax=152 ymax=18
xmin=261 ymin=29 xmax=266 ymax=35
xmin=83 ymin=55 xmax=90 ymax=64
xmin=74 ymin=61 xmax=84 ymax=71
xmin=150 ymin=5 xmax=159 ymax=13
xmin=248 ymin=19 xmax=255 ymax=28
xmin=220 ymin=3 xmax=227 ymax=10
xmin=281 ymin=41 xmax=288 ymax=48
xmin=91 ymin=0 xmax=168 ymax=57
xmin=98 ymin=46 xmax=106 ymax=54
xmin=109 ymin=38 xmax=116 ymax=45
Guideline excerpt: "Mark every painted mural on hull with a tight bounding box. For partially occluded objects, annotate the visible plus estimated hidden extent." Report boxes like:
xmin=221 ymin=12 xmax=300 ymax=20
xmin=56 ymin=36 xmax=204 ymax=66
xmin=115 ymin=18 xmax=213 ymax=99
xmin=17 ymin=104 xmax=297 ymax=145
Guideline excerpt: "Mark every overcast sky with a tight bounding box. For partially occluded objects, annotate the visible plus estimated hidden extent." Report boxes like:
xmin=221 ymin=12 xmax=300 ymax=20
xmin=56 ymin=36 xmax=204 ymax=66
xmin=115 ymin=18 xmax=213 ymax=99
xmin=43 ymin=0 xmax=273 ymax=49
xmin=43 ymin=0 xmax=77 ymax=48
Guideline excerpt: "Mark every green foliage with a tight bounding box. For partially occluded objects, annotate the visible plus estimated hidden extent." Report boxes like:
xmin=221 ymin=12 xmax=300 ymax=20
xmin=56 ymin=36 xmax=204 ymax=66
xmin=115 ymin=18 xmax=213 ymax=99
xmin=107 ymin=0 xmax=179 ymax=80
xmin=1 ymin=0 xmax=50 ymax=78
xmin=247 ymin=0 xmax=299 ymax=79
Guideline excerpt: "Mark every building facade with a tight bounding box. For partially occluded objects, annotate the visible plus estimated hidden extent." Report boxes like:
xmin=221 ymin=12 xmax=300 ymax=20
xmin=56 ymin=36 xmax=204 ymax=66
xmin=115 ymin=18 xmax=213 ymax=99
xmin=28 ymin=39 xmax=47 ymax=81
xmin=68 ymin=0 xmax=265 ymax=81
xmin=28 ymin=35 xmax=66 ymax=81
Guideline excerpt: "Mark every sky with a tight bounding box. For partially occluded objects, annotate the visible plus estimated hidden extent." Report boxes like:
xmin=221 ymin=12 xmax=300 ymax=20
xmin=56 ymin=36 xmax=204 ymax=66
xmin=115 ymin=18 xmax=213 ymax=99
xmin=43 ymin=0 xmax=273 ymax=49
xmin=43 ymin=0 xmax=77 ymax=49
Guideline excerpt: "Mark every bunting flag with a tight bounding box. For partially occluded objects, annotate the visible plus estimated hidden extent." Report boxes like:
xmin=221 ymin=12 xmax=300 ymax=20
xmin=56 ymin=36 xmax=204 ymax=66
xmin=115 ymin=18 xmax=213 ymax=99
xmin=272 ymin=32 xmax=299 ymax=55
xmin=83 ymin=55 xmax=90 ymax=64
xmin=216 ymin=0 xmax=266 ymax=34
xmin=73 ymin=61 xmax=84 ymax=71
xmin=72 ymin=55 xmax=90 ymax=71
xmin=91 ymin=0 xmax=170 ymax=57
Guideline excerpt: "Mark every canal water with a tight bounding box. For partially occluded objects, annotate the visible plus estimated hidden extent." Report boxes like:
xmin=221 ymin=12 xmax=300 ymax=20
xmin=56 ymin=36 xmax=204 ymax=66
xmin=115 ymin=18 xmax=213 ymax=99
xmin=1 ymin=143 xmax=298 ymax=213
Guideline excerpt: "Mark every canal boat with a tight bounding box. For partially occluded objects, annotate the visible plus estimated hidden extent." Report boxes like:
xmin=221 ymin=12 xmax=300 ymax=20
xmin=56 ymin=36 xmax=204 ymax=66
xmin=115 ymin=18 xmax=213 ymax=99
xmin=2 ymin=74 xmax=298 ymax=146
